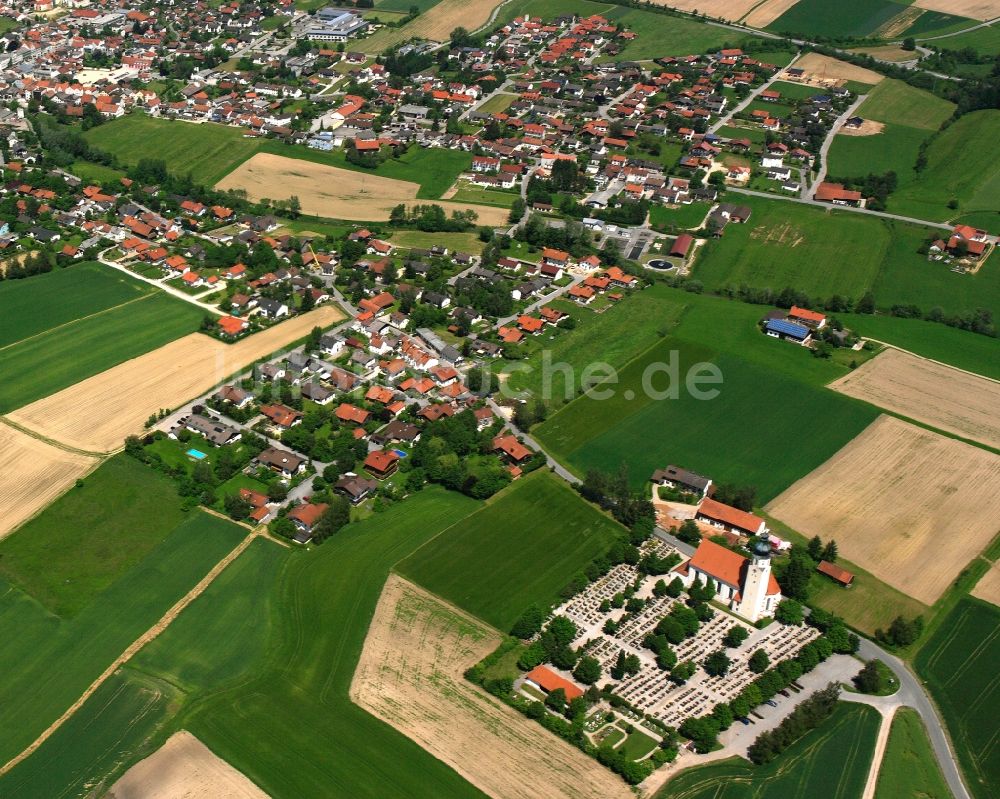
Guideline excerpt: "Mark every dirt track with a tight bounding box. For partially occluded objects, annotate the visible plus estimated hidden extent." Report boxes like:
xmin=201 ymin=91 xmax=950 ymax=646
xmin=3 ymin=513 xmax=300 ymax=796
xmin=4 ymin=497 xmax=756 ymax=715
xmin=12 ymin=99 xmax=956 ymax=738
xmin=217 ymin=153 xmax=509 ymax=225
xmin=0 ymin=423 xmax=99 ymax=540
xmin=766 ymin=415 xmax=1000 ymax=605
xmin=351 ymin=575 xmax=633 ymax=799
xmin=107 ymin=731 xmax=268 ymax=799
xmin=5 ymin=306 xmax=343 ymax=453
xmin=830 ymin=347 xmax=1000 ymax=450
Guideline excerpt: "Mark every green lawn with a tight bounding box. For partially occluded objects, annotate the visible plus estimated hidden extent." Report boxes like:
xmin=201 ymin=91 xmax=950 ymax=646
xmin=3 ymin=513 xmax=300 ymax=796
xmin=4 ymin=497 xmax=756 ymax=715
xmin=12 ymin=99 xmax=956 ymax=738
xmin=449 ymin=183 xmax=520 ymax=208
xmin=657 ymin=703 xmax=880 ymax=799
xmin=649 ymin=201 xmax=712 ymax=231
xmin=502 ymin=284 xmax=688 ymax=407
xmin=0 ymin=504 xmax=246 ymax=765
xmin=68 ymin=159 xmax=126 ymax=184
xmin=838 ymin=313 xmax=1000 ymax=379
xmin=477 ymin=93 xmax=518 ymax=115
xmin=717 ymin=124 xmax=766 ymax=144
xmin=693 ymin=196 xmax=890 ymax=301
xmin=0 ymin=455 xmax=189 ymax=617
xmin=84 ymin=114 xmax=262 ymax=186
xmin=767 ymin=0 xmax=905 ymax=37
xmin=874 ymin=708 xmax=954 ymax=799
xmin=915 ymin=598 xmax=1000 ymax=799
xmin=617 ymin=729 xmax=658 ymax=760
xmin=0 ymin=292 xmax=204 ymax=412
xmin=534 ymin=291 xmax=880 ymax=502
xmin=827 ymin=121 xmax=930 ymax=182
xmin=397 ymin=471 xmax=624 ymax=630
xmin=888 ymin=111 xmax=1000 ymax=224
xmin=388 ymin=229 xmax=484 ymax=252
xmin=0 ymin=262 xmax=154 ymax=348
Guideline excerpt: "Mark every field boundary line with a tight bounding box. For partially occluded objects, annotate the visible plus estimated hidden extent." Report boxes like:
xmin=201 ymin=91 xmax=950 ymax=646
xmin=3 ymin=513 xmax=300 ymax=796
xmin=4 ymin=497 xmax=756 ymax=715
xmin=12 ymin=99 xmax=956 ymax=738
xmin=0 ymin=526 xmax=262 ymax=777
xmin=0 ymin=416 xmax=108 ymax=458
xmin=0 ymin=294 xmax=156 ymax=353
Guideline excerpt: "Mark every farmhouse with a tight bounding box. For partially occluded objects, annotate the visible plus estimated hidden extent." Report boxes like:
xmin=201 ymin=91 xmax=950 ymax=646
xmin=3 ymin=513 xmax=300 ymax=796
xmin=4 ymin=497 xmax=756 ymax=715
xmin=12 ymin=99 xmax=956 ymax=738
xmin=764 ymin=317 xmax=811 ymax=344
xmin=814 ymin=182 xmax=865 ymax=208
xmin=681 ymin=537 xmax=780 ymax=622
xmin=696 ymin=497 xmax=767 ymax=537
xmin=787 ymin=306 xmax=826 ymax=329
xmin=651 ymin=465 xmax=712 ymax=498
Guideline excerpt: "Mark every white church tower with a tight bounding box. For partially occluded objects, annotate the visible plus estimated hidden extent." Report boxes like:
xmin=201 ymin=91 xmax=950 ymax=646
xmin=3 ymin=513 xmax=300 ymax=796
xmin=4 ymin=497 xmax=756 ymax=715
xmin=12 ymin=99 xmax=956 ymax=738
xmin=736 ymin=534 xmax=776 ymax=623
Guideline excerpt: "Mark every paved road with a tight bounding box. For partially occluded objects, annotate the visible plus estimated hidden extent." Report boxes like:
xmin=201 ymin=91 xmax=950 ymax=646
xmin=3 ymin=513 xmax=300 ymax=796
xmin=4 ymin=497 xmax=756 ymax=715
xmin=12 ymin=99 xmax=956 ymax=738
xmin=98 ymin=250 xmax=223 ymax=315
xmin=811 ymin=93 xmax=868 ymax=191
xmin=708 ymin=55 xmax=800 ymax=135
xmin=495 ymin=274 xmax=584 ymax=327
xmin=486 ymin=398 xmax=579 ymax=484
xmin=727 ymin=186 xmax=956 ymax=231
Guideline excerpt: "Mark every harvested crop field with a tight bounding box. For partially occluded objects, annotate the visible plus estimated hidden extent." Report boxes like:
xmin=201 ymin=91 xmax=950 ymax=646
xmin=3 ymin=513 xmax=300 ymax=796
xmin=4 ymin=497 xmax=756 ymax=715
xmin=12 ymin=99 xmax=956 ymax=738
xmin=829 ymin=348 xmax=1000 ymax=449
xmin=849 ymin=45 xmax=918 ymax=62
xmin=972 ymin=561 xmax=1000 ymax=607
xmin=361 ymin=0 xmax=503 ymax=51
xmin=216 ymin=153 xmax=508 ymax=225
xmin=108 ymin=731 xmax=267 ymax=799
xmin=766 ymin=415 xmax=1000 ymax=605
xmin=0 ymin=424 xmax=98 ymax=540
xmin=792 ymin=53 xmax=884 ymax=85
xmin=745 ymin=0 xmax=802 ymax=26
xmin=647 ymin=0 xmax=762 ymax=22
xmin=351 ymin=575 xmax=632 ymax=799
xmin=913 ymin=0 xmax=1000 ymax=21
xmin=6 ymin=306 xmax=343 ymax=454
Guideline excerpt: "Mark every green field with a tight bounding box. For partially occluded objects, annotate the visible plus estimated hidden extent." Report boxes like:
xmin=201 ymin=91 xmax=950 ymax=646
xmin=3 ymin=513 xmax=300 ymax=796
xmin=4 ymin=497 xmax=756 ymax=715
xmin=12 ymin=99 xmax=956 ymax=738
xmin=398 ymin=471 xmax=624 ymax=630
xmin=84 ymin=114 xmax=262 ymax=186
xmin=534 ymin=290 xmax=880 ymax=502
xmin=0 ymin=456 xmax=189 ymax=617
xmin=1 ymin=489 xmax=486 ymax=798
xmin=84 ymin=114 xmax=470 ymax=199
xmin=449 ymin=183 xmax=520 ymax=208
xmin=930 ymin=22 xmax=1000 ymax=55
xmin=503 ymin=284 xmax=688 ymax=405
xmin=767 ymin=0 xmax=906 ymax=37
xmin=871 ymin=221 xmax=1000 ymax=319
xmin=887 ymin=111 xmax=1000 ymax=224
xmin=0 ymin=500 xmax=246 ymax=764
xmin=903 ymin=10 xmax=977 ymax=38
xmin=601 ymin=6 xmax=757 ymax=60
xmin=68 ymin=159 xmax=126 ymax=184
xmin=0 ymin=670 xmax=180 ymax=798
xmin=827 ymin=121 xmax=930 ymax=181
xmin=649 ymin=201 xmax=712 ymax=230
xmin=377 ymin=0 xmax=441 ymax=10
xmin=838 ymin=313 xmax=1000 ymax=379
xmin=874 ymin=708 xmax=954 ymax=799
xmin=694 ymin=196 xmax=890 ymax=300
xmin=915 ymin=598 xmax=1000 ymax=799
xmin=0 ymin=262 xmax=154 ymax=348
xmin=658 ymin=703 xmax=880 ymax=799
xmin=858 ymin=79 xmax=955 ymax=131
xmin=0 ymin=292 xmax=204 ymax=412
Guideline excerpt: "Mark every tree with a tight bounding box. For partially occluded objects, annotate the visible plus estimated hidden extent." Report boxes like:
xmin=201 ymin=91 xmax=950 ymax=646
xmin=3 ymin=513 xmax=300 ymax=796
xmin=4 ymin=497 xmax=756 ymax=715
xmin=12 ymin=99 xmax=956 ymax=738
xmin=573 ymin=655 xmax=602 ymax=685
xmin=779 ymin=550 xmax=813 ymax=600
xmin=724 ymin=625 xmax=749 ymax=648
xmin=670 ymin=660 xmax=696 ymax=685
xmin=748 ymin=648 xmax=770 ymax=674
xmin=545 ymin=687 xmax=567 ymax=713
xmin=821 ymin=540 xmax=838 ymax=563
xmin=876 ymin=615 xmax=924 ymax=648
xmin=711 ymin=702 xmax=734 ymax=731
xmin=312 ymin=496 xmax=351 ymax=542
xmin=775 ymin=599 xmax=804 ymax=626
xmin=676 ymin=518 xmax=702 ymax=546
xmin=902 ymin=36 xmax=916 ymax=51
xmin=853 ymin=660 xmax=890 ymax=694
xmin=679 ymin=715 xmax=721 ymax=753
xmin=667 ymin=576 xmax=684 ymax=597
xmin=807 ymin=535 xmax=823 ymax=561
xmin=510 ymin=604 xmax=545 ymax=639
xmin=703 ymin=649 xmax=730 ymax=677
xmin=223 ymin=492 xmax=252 ymax=521
xmin=610 ymin=649 xmax=627 ymax=680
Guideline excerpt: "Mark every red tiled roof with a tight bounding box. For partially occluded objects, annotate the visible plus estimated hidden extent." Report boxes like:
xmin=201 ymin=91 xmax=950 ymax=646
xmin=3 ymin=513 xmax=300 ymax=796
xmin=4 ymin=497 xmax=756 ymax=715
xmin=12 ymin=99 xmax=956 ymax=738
xmin=697 ymin=497 xmax=765 ymax=534
xmin=525 ymin=665 xmax=583 ymax=700
xmin=689 ymin=539 xmax=780 ymax=595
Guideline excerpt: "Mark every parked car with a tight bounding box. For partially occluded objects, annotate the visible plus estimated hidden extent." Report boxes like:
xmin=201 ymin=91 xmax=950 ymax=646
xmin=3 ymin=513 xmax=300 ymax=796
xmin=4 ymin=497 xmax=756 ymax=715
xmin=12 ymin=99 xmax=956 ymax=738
xmin=738 ymin=717 xmax=750 ymax=725
xmin=765 ymin=699 xmax=778 ymax=707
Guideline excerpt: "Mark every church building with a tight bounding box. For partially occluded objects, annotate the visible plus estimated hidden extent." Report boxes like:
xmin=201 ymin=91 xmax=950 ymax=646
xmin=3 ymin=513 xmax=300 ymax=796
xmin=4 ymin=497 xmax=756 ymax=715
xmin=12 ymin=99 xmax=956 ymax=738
xmin=678 ymin=536 xmax=781 ymax=623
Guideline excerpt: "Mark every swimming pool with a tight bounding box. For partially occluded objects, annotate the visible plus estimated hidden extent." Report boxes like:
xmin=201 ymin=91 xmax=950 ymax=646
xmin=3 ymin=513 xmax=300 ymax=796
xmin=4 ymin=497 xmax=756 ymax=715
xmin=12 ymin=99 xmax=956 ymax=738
xmin=186 ymin=448 xmax=207 ymax=460
xmin=393 ymin=449 xmax=408 ymax=458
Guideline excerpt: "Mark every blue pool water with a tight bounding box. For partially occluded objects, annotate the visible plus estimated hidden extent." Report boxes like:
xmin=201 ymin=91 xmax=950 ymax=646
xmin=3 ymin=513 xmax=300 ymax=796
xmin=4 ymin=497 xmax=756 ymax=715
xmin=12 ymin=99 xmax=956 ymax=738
xmin=393 ymin=449 xmax=408 ymax=458
xmin=186 ymin=448 xmax=207 ymax=460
